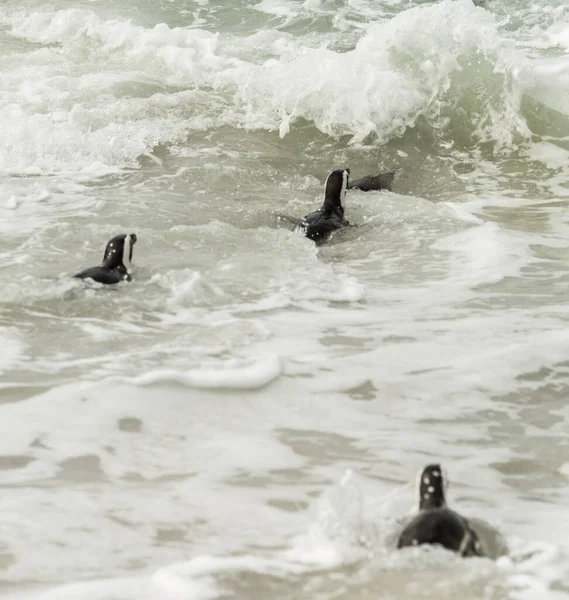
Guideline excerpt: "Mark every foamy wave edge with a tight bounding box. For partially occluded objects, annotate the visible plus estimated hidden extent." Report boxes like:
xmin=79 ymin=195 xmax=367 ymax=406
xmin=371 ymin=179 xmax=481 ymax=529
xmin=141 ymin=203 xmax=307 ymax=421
xmin=129 ymin=354 xmax=282 ymax=390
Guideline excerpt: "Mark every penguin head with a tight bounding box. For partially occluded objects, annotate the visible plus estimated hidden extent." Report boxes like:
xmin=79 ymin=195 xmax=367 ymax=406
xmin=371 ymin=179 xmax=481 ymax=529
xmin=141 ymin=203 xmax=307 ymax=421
xmin=102 ymin=233 xmax=137 ymax=273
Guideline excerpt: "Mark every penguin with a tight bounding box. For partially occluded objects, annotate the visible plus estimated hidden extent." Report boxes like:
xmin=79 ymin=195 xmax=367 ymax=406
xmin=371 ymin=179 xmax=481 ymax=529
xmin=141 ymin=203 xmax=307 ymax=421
xmin=294 ymin=168 xmax=351 ymax=244
xmin=397 ymin=464 xmax=485 ymax=557
xmin=74 ymin=233 xmax=137 ymax=285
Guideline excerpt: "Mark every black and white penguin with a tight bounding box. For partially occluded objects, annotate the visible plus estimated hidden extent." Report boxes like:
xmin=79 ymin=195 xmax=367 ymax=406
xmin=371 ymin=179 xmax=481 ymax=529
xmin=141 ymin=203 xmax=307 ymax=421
xmin=74 ymin=233 xmax=137 ymax=285
xmin=397 ymin=464 xmax=485 ymax=557
xmin=294 ymin=168 xmax=351 ymax=244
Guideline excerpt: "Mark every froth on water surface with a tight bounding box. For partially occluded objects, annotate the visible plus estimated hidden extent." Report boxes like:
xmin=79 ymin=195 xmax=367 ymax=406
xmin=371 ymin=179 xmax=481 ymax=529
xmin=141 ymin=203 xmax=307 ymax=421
xmin=2 ymin=0 xmax=569 ymax=599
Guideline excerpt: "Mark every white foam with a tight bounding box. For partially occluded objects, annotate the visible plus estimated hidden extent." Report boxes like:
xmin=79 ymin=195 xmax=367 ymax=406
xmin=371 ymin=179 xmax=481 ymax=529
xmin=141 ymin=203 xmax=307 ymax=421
xmin=288 ymin=470 xmax=373 ymax=567
xmin=525 ymin=12 xmax=569 ymax=53
xmin=158 ymin=226 xmax=365 ymax=310
xmin=433 ymin=221 xmax=534 ymax=287
xmin=528 ymin=141 xmax=569 ymax=170
xmin=230 ymin=0 xmax=525 ymax=144
xmin=8 ymin=9 xmax=223 ymax=66
xmin=0 ymin=0 xmax=534 ymax=179
xmin=515 ymin=55 xmax=569 ymax=117
xmin=254 ymin=0 xmax=297 ymax=20
xmin=505 ymin=540 xmax=569 ymax=600
xmin=164 ymin=270 xmax=227 ymax=309
xmin=0 ymin=327 xmax=26 ymax=375
xmin=76 ymin=322 xmax=119 ymax=342
xmin=130 ymin=354 xmax=281 ymax=390
xmin=0 ymin=9 xmax=223 ymax=176
xmin=2 ymin=573 xmax=218 ymax=600
xmin=0 ymin=183 xmax=53 ymax=233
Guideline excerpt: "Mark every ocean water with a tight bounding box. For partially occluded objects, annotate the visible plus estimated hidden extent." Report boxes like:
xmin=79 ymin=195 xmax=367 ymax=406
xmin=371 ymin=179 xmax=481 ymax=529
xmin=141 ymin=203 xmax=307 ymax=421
xmin=1 ymin=0 xmax=569 ymax=597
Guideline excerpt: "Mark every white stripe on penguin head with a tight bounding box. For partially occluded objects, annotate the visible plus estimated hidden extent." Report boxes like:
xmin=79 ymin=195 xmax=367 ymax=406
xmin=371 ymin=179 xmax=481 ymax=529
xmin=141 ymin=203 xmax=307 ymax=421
xmin=340 ymin=168 xmax=349 ymax=210
xmin=122 ymin=234 xmax=132 ymax=274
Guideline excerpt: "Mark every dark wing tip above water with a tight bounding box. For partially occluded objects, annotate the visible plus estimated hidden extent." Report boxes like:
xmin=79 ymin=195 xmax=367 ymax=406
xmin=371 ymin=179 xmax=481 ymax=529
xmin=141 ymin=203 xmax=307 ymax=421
xmin=348 ymin=171 xmax=395 ymax=192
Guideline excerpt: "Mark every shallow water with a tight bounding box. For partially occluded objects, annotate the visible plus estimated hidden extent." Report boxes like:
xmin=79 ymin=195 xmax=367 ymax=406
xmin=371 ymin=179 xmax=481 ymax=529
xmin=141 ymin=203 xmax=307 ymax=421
xmin=1 ymin=0 xmax=569 ymax=598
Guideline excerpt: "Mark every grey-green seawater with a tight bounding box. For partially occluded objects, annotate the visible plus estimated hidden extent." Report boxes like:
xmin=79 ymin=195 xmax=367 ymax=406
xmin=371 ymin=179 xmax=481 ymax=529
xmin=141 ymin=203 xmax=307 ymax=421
xmin=1 ymin=1 xmax=569 ymax=598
